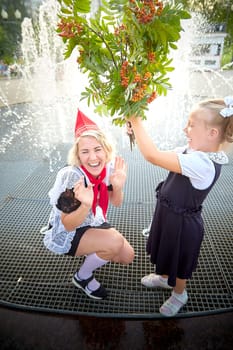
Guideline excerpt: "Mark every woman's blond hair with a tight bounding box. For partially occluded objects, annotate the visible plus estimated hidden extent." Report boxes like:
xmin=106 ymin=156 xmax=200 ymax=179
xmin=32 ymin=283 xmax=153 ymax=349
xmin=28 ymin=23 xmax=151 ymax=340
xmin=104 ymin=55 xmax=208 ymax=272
xmin=198 ymin=98 xmax=233 ymax=143
xmin=67 ymin=129 xmax=114 ymax=166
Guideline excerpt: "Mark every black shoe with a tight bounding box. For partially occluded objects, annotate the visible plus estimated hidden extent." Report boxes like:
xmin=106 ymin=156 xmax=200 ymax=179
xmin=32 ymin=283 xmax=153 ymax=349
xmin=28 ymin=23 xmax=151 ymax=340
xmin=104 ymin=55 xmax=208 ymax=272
xmin=72 ymin=274 xmax=108 ymax=300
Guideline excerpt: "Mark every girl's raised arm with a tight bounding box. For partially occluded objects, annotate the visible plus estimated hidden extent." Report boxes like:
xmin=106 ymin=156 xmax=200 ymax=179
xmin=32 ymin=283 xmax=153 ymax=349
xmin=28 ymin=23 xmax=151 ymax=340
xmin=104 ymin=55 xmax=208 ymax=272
xmin=128 ymin=116 xmax=181 ymax=174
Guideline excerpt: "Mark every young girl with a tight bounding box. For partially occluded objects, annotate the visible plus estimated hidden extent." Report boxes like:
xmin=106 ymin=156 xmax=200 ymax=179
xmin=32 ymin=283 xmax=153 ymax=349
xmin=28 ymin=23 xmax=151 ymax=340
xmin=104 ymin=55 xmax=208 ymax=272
xmin=128 ymin=96 xmax=233 ymax=316
xmin=44 ymin=109 xmax=134 ymax=300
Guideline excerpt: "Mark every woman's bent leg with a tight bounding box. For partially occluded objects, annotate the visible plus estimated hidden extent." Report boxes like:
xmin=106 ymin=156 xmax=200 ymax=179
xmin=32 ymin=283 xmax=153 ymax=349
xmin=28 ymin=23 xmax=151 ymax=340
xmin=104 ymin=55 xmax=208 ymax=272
xmin=76 ymin=227 xmax=134 ymax=263
xmin=72 ymin=227 xmax=134 ymax=299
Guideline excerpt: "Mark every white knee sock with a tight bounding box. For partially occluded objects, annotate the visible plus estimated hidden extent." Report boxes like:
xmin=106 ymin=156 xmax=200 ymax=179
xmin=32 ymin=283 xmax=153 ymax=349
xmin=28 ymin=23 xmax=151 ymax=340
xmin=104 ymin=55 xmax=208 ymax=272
xmin=77 ymin=253 xmax=109 ymax=279
xmin=76 ymin=253 xmax=109 ymax=290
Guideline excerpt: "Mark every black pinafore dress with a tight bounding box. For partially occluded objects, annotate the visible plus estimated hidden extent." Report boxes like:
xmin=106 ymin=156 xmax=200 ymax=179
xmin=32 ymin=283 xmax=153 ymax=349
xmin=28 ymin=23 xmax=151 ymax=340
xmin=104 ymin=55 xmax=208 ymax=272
xmin=147 ymin=161 xmax=222 ymax=287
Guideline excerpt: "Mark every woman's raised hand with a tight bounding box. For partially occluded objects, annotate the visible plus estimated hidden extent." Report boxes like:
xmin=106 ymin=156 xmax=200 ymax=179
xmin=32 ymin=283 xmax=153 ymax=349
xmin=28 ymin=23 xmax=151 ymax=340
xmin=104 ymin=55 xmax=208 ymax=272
xmin=110 ymin=156 xmax=127 ymax=190
xmin=73 ymin=176 xmax=93 ymax=208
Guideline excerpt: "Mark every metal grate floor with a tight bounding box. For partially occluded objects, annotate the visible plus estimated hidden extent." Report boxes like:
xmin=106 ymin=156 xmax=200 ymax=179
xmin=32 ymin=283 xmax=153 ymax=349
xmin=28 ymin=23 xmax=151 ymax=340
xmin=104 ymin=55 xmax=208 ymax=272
xmin=0 ymin=146 xmax=232 ymax=319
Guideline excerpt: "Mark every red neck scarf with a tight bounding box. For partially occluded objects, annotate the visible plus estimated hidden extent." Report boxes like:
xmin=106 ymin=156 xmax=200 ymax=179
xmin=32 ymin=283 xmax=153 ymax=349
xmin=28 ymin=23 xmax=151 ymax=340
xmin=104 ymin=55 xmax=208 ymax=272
xmin=81 ymin=166 xmax=108 ymax=218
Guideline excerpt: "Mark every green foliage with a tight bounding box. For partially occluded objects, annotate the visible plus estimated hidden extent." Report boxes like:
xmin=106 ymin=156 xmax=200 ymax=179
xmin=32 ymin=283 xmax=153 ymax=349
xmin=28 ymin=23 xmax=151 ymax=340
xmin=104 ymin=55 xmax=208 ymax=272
xmin=57 ymin=0 xmax=91 ymax=14
xmin=57 ymin=0 xmax=190 ymax=125
xmin=221 ymin=44 xmax=233 ymax=68
xmin=0 ymin=0 xmax=28 ymax=63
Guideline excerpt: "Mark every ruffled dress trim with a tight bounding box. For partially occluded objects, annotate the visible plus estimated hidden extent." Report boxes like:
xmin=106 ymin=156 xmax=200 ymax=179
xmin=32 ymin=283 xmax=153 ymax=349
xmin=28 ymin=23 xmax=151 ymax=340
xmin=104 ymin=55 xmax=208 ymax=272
xmin=156 ymin=182 xmax=202 ymax=217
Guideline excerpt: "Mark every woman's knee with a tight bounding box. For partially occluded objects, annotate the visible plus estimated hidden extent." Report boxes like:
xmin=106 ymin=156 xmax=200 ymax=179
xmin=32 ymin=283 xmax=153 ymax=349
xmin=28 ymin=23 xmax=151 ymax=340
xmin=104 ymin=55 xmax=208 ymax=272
xmin=108 ymin=230 xmax=125 ymax=255
xmin=122 ymin=244 xmax=135 ymax=264
xmin=104 ymin=230 xmax=135 ymax=261
xmin=129 ymin=245 xmax=135 ymax=262
xmin=112 ymin=239 xmax=135 ymax=264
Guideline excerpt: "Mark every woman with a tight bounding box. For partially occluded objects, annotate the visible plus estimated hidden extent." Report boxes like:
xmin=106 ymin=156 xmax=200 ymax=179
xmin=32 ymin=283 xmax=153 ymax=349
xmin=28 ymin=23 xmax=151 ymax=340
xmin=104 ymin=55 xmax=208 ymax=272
xmin=44 ymin=109 xmax=134 ymax=299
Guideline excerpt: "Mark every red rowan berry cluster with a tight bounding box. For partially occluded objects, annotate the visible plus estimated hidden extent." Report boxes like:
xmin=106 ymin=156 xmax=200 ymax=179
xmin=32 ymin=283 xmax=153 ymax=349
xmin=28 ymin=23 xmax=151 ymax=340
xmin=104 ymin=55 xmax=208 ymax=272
xmin=114 ymin=24 xmax=127 ymax=36
xmin=133 ymin=73 xmax=141 ymax=83
xmin=58 ymin=19 xmax=83 ymax=38
xmin=130 ymin=0 xmax=163 ymax=24
xmin=120 ymin=62 xmax=155 ymax=103
xmin=147 ymin=91 xmax=157 ymax=103
xmin=144 ymin=71 xmax=152 ymax=80
xmin=120 ymin=61 xmax=130 ymax=88
xmin=131 ymin=87 xmax=145 ymax=102
xmin=148 ymin=51 xmax=156 ymax=62
xmin=131 ymin=71 xmax=152 ymax=102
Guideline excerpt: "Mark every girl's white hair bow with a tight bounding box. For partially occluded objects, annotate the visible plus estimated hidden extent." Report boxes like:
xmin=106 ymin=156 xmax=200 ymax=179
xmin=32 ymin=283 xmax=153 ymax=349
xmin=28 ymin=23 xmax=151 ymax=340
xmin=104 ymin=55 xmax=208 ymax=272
xmin=220 ymin=96 xmax=233 ymax=118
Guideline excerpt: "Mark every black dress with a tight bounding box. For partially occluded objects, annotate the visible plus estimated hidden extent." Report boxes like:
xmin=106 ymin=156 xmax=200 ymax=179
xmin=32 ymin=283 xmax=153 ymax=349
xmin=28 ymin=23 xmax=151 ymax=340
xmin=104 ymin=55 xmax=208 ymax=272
xmin=147 ymin=161 xmax=222 ymax=287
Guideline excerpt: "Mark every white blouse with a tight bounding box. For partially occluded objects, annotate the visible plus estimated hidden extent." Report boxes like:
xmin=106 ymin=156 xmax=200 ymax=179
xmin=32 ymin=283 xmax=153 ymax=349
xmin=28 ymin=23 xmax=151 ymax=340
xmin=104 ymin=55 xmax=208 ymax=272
xmin=43 ymin=162 xmax=114 ymax=254
xmin=176 ymin=146 xmax=228 ymax=190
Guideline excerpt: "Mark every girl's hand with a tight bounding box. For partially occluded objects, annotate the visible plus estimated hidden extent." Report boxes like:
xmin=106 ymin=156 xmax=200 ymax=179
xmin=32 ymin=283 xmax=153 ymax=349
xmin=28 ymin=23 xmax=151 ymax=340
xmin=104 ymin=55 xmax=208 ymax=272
xmin=126 ymin=121 xmax=134 ymax=135
xmin=110 ymin=156 xmax=127 ymax=190
xmin=73 ymin=176 xmax=93 ymax=208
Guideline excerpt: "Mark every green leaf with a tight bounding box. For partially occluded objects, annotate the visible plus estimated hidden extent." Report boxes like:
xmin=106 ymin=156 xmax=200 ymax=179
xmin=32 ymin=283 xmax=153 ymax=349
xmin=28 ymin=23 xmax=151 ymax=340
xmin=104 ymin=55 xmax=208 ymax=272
xmin=60 ymin=8 xmax=72 ymax=15
xmin=61 ymin=0 xmax=72 ymax=7
xmin=169 ymin=42 xmax=178 ymax=50
xmin=73 ymin=0 xmax=91 ymax=14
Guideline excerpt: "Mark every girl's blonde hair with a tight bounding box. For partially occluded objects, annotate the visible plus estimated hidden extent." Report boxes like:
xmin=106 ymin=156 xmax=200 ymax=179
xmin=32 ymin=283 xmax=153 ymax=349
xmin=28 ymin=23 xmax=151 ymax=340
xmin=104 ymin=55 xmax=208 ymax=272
xmin=67 ymin=129 xmax=114 ymax=166
xmin=198 ymin=98 xmax=233 ymax=143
